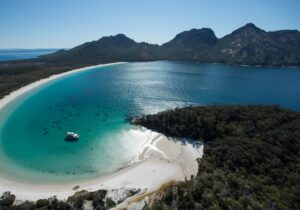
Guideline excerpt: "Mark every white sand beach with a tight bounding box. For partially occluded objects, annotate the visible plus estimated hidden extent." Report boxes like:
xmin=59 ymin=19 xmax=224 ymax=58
xmin=0 ymin=63 xmax=203 ymax=203
xmin=0 ymin=62 xmax=126 ymax=111
xmin=0 ymin=130 xmax=203 ymax=201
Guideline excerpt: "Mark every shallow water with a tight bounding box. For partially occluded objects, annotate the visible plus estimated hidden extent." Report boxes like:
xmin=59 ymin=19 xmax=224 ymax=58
xmin=0 ymin=61 xmax=299 ymax=182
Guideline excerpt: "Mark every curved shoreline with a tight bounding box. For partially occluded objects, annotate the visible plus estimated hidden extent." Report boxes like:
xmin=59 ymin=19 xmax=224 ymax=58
xmin=0 ymin=62 xmax=203 ymax=202
xmin=0 ymin=130 xmax=203 ymax=201
xmin=0 ymin=62 xmax=126 ymax=111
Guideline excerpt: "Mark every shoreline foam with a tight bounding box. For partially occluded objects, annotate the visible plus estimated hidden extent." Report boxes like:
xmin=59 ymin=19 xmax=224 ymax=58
xmin=0 ymin=130 xmax=203 ymax=201
xmin=0 ymin=62 xmax=203 ymax=202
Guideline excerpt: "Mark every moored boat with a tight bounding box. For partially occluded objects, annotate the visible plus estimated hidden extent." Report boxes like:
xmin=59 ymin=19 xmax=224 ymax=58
xmin=65 ymin=132 xmax=79 ymax=141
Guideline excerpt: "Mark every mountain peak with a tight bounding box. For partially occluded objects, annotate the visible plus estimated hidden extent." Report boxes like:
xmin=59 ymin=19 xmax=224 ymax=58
xmin=245 ymin=23 xmax=258 ymax=28
xmin=233 ymin=23 xmax=264 ymax=34
xmin=189 ymin=27 xmax=214 ymax=32
xmin=98 ymin=33 xmax=137 ymax=47
xmin=183 ymin=28 xmax=216 ymax=36
xmin=163 ymin=27 xmax=217 ymax=47
xmin=113 ymin=33 xmax=129 ymax=39
xmin=100 ymin=33 xmax=133 ymax=41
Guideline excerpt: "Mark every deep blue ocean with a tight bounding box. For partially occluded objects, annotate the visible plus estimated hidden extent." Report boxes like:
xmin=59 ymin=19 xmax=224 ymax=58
xmin=0 ymin=61 xmax=299 ymax=182
xmin=0 ymin=49 xmax=61 ymax=61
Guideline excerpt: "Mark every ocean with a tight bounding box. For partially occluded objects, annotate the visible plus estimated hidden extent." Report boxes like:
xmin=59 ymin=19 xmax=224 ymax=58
xmin=0 ymin=49 xmax=61 ymax=61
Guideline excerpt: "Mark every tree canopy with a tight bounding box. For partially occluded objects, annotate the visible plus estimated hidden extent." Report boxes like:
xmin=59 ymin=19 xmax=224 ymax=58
xmin=133 ymin=105 xmax=300 ymax=210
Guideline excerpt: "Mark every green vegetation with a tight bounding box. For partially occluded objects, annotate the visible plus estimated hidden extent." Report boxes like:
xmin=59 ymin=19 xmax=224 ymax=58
xmin=0 ymin=190 xmax=116 ymax=210
xmin=0 ymin=61 xmax=80 ymax=99
xmin=0 ymin=192 xmax=15 ymax=208
xmin=133 ymin=105 xmax=300 ymax=210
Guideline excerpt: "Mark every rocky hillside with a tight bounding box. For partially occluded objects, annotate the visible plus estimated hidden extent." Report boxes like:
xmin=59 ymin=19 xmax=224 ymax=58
xmin=39 ymin=23 xmax=300 ymax=66
xmin=161 ymin=28 xmax=218 ymax=61
xmin=214 ymin=23 xmax=300 ymax=66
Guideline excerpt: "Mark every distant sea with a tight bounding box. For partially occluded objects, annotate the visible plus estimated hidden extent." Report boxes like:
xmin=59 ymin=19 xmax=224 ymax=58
xmin=0 ymin=61 xmax=300 ymax=183
xmin=0 ymin=49 xmax=62 ymax=61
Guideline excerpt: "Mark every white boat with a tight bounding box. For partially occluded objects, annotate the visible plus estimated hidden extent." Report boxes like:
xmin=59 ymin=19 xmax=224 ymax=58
xmin=66 ymin=132 xmax=80 ymax=141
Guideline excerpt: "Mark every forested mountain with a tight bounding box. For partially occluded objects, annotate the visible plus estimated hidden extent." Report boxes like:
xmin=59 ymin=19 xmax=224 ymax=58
xmin=39 ymin=23 xmax=300 ymax=66
xmin=1 ymin=23 xmax=300 ymax=99
xmin=39 ymin=34 xmax=161 ymax=65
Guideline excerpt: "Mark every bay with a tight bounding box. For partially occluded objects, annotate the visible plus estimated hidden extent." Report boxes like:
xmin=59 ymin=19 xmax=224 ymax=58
xmin=0 ymin=61 xmax=299 ymax=182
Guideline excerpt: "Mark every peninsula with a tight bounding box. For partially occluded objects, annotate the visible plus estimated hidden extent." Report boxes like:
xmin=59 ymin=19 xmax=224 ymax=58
xmin=132 ymin=105 xmax=300 ymax=210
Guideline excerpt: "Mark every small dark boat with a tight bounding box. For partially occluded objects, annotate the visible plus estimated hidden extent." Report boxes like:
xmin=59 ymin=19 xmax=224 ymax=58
xmin=65 ymin=132 xmax=79 ymax=141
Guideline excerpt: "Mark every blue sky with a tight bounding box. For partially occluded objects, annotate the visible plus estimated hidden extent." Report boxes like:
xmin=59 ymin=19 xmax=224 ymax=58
xmin=1 ymin=0 xmax=299 ymax=48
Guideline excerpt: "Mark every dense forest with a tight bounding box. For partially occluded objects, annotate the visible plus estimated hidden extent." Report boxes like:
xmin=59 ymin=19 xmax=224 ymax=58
xmin=0 ymin=61 xmax=84 ymax=99
xmin=132 ymin=105 xmax=300 ymax=210
xmin=0 ymin=189 xmax=117 ymax=210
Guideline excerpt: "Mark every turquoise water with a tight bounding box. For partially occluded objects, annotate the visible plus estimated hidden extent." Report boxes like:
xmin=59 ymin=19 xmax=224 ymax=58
xmin=0 ymin=61 xmax=300 ymax=182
